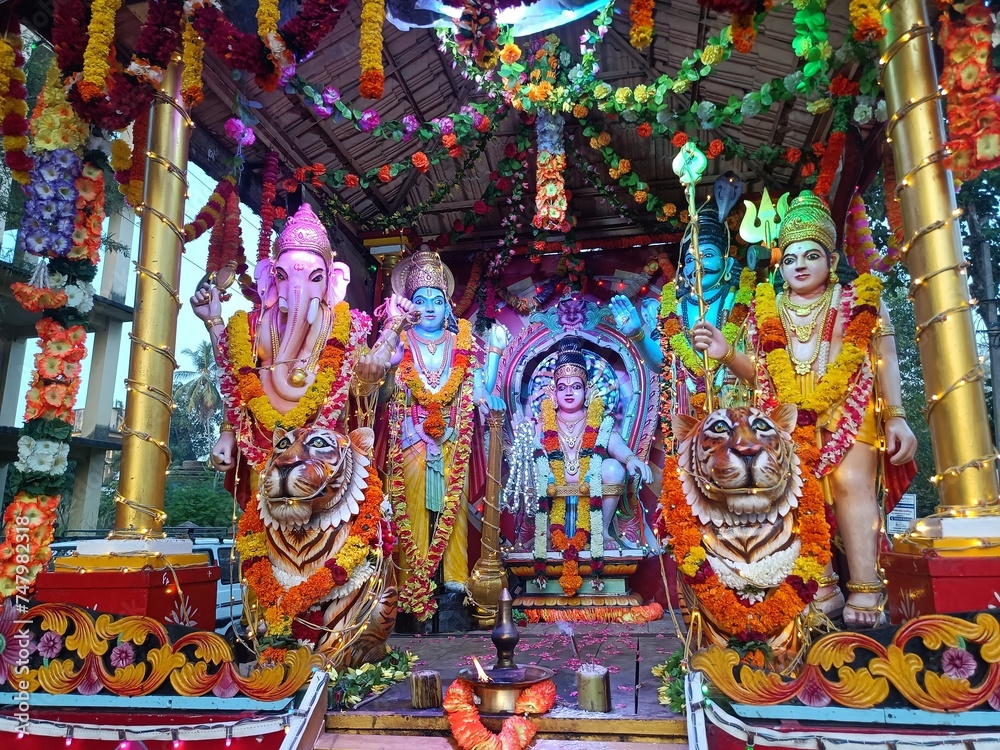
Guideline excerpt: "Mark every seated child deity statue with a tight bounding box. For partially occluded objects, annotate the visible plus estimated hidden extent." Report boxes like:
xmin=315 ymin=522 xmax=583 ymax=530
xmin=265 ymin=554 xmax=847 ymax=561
xmin=381 ymin=248 xmax=506 ymax=622
xmin=692 ymin=190 xmax=918 ymax=628
xmin=532 ymin=337 xmax=653 ymax=596
xmin=610 ymin=194 xmax=756 ymax=439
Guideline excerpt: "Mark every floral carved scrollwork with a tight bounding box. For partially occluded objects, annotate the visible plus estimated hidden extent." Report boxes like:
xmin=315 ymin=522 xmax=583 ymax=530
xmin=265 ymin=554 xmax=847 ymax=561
xmin=3 ymin=601 xmax=323 ymax=700
xmin=691 ymin=612 xmax=1000 ymax=712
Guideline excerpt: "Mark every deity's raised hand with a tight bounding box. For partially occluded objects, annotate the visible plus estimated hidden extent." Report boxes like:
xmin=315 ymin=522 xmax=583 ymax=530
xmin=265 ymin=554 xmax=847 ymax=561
xmin=191 ymin=283 xmax=222 ymax=322
xmin=387 ymin=293 xmax=420 ymax=326
xmin=488 ymin=323 xmax=509 ymax=350
xmin=609 ymin=295 xmax=642 ymax=337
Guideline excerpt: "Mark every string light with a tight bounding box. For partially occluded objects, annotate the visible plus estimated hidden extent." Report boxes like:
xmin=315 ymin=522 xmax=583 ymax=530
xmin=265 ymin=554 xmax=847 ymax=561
xmin=133 ymin=262 xmax=182 ymax=307
xmin=887 ymin=89 xmax=947 ymax=138
xmin=127 ymin=331 xmax=179 ymax=367
xmin=898 ymin=208 xmax=964 ymax=257
xmin=172 ymin=729 xmax=180 ymax=748
xmin=922 ymin=358 xmax=986 ymax=418
xmin=876 ymin=23 xmax=934 ymax=77
xmin=927 ymin=452 xmax=1000 ymax=485
xmin=153 ymin=89 xmax=195 ymax=129
xmin=145 ymin=151 xmax=190 ymax=190
xmin=907 ymin=261 xmax=969 ymax=298
xmin=894 ymin=148 xmax=951 ymax=196
xmin=64 ymin=728 xmax=73 ymax=746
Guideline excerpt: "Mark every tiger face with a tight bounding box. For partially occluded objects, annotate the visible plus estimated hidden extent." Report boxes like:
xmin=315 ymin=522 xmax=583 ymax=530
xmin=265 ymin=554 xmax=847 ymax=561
xmin=675 ymin=404 xmax=802 ymax=527
xmin=259 ymin=425 xmax=374 ymax=530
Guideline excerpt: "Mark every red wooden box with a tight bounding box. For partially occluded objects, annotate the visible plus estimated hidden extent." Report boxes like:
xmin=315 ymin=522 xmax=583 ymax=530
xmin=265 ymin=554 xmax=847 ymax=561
xmin=32 ymin=566 xmax=220 ymax=631
xmin=883 ymin=550 xmax=1000 ymax=623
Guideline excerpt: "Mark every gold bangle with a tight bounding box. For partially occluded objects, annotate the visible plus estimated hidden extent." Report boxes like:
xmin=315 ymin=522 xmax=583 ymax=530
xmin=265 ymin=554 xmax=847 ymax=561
xmin=488 ymin=345 xmax=504 ymax=357
xmin=628 ymin=328 xmax=645 ymax=342
xmin=883 ymin=405 xmax=906 ymax=420
xmin=817 ymin=573 xmax=839 ymax=587
xmin=220 ymin=421 xmax=234 ymax=433
xmin=878 ymin=325 xmax=896 ymax=337
xmin=719 ymin=344 xmax=736 ymax=366
xmin=845 ymin=580 xmax=884 ymax=594
xmin=204 ymin=316 xmax=224 ymax=329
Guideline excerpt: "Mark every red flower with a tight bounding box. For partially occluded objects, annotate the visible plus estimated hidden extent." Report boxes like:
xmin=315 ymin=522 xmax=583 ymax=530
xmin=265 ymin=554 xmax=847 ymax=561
xmin=829 ymin=76 xmax=861 ymax=97
xmin=707 ymin=139 xmax=725 ymax=158
xmin=453 ymin=219 xmax=465 ymax=232
xmin=637 ymin=122 xmax=652 ymax=138
xmin=442 ymin=133 xmax=457 ymax=148
xmin=324 ymin=559 xmax=349 ymax=585
xmin=448 ymin=146 xmax=463 ymax=158
xmin=800 ymin=162 xmax=816 ymax=177
xmin=344 ymin=173 xmax=360 ymax=187
xmin=411 ymin=151 xmax=430 ymax=173
xmin=671 ymin=132 xmax=689 ymax=147
xmin=378 ymin=164 xmax=392 ymax=183
xmin=504 ymin=143 xmax=518 ymax=158
xmin=784 ymin=147 xmax=802 ymax=164
xmin=473 ymin=200 xmax=489 ymax=215
xmin=282 ymin=177 xmax=298 ymax=192
xmin=274 ymin=206 xmax=287 ymax=219
xmin=476 ymin=116 xmax=490 ymax=132
xmin=496 ymin=176 xmax=512 ymax=192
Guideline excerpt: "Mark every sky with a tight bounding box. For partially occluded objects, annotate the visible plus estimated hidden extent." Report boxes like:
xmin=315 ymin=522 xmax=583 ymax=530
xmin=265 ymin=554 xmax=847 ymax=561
xmin=10 ymin=161 xmax=266 ymax=428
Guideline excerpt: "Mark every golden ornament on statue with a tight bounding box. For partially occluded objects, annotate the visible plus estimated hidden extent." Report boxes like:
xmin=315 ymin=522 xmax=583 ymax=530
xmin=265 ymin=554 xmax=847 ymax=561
xmin=289 ymin=368 xmax=307 ymax=387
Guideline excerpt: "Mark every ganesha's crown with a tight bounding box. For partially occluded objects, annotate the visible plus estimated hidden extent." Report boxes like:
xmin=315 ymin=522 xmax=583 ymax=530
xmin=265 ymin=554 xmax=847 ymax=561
xmin=274 ymin=203 xmax=333 ymax=265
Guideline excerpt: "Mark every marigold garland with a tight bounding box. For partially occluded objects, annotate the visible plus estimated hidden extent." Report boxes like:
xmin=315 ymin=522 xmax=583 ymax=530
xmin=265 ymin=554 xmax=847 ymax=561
xmin=181 ymin=18 xmax=205 ymax=109
xmin=359 ymin=0 xmax=386 ymax=99
xmin=257 ymin=150 xmax=280 ymax=260
xmin=79 ymin=0 xmax=124 ymax=101
xmin=443 ymin=678 xmax=555 ymax=750
xmin=629 ymin=0 xmax=654 ymax=49
xmin=521 ymin=603 xmax=663 ymax=624
xmin=814 ymin=130 xmax=846 ymax=201
xmin=0 ymin=29 xmax=31 ymax=184
xmin=398 ymin=320 xmax=473 ymax=440
xmin=123 ymin=109 xmax=148 ymax=208
xmin=755 ymin=274 xmax=881 ymax=426
xmin=226 ymin=304 xmax=352 ymax=433
xmin=184 ymin=175 xmax=238 ymax=243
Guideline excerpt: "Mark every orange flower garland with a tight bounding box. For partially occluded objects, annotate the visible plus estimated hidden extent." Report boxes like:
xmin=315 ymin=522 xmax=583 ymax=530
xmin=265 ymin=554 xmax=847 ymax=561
xmin=443 ymin=678 xmax=555 ymax=750
xmin=398 ymin=320 xmax=473 ymax=440
xmin=629 ymin=0 xmax=654 ymax=49
xmin=359 ymin=0 xmax=386 ymax=99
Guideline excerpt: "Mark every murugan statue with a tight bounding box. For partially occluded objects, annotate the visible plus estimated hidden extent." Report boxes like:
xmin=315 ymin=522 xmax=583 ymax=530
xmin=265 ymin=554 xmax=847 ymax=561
xmin=692 ymin=191 xmax=918 ymax=628
xmin=191 ymin=203 xmax=404 ymax=661
xmin=381 ymin=248 xmax=505 ymax=621
xmin=532 ymin=337 xmax=653 ymax=595
xmin=610 ymin=198 xmax=755 ymax=440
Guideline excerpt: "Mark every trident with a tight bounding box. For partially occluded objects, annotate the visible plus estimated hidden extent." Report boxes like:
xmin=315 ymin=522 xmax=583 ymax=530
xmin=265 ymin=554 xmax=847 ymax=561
xmin=671 ymin=143 xmax=715 ymax=412
xmin=739 ymin=187 xmax=790 ymax=263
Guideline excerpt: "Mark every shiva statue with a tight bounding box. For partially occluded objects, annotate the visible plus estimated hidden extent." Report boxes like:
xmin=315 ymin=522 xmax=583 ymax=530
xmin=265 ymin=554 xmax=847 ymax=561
xmin=192 ymin=203 xmax=406 ymax=498
xmin=610 ymin=193 xmax=756 ymax=444
xmin=532 ymin=337 xmax=653 ymax=596
xmin=692 ymin=191 xmax=918 ymax=628
xmin=380 ymin=248 xmax=506 ymax=621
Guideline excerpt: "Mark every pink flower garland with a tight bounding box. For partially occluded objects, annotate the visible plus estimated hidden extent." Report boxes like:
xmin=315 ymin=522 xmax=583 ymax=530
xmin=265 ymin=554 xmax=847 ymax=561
xmin=844 ymin=193 xmax=902 ymax=274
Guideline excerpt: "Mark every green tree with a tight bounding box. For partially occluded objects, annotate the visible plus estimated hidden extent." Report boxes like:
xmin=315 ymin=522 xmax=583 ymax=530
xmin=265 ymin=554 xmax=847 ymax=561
xmin=174 ymin=341 xmax=223 ymax=434
xmin=162 ymin=480 xmax=235 ymax=528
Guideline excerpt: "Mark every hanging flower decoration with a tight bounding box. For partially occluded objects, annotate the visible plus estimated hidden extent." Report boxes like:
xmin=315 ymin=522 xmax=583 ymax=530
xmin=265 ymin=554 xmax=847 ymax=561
xmin=813 ymin=129 xmax=847 ymax=201
xmin=122 ymin=109 xmax=148 ymax=208
xmin=181 ymin=18 xmax=205 ymax=109
xmin=629 ymin=0 xmax=654 ymax=50
xmin=849 ymin=0 xmax=885 ymax=41
xmin=257 ymin=150 xmax=280 ymax=260
xmin=844 ymin=193 xmax=901 ymax=274
xmin=359 ymin=0 xmax=386 ymax=98
xmin=443 ymin=678 xmax=555 ymax=750
xmin=455 ymin=0 xmax=501 ymax=68
xmin=881 ymin=148 xmax=904 ymax=263
xmin=0 ymin=27 xmax=32 ymax=184
xmin=184 ymin=175 xmax=238 ymax=243
xmin=54 ymin=0 xmax=182 ymax=130
xmin=730 ymin=12 xmax=757 ymax=53
xmin=938 ymin=0 xmax=1000 ymax=184
xmin=534 ymin=109 xmax=570 ymax=232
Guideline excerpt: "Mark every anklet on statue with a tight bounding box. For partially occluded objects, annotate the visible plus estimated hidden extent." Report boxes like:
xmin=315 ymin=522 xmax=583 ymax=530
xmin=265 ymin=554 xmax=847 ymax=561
xmin=845 ymin=580 xmax=884 ymax=594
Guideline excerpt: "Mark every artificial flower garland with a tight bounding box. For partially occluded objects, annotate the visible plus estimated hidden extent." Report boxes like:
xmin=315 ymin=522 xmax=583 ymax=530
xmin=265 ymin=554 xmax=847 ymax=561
xmin=387 ymin=380 xmax=475 ymax=621
xmin=257 ymin=150 xmax=280 ymax=261
xmin=533 ymin=108 xmax=569 ymax=232
xmin=398 ymin=320 xmax=474 ymax=440
xmin=660 ymin=437 xmax=830 ymax=642
xmin=521 ymin=602 xmax=664 ymax=624
xmin=359 ymin=0 xmax=386 ymax=99
xmin=184 ymin=175 xmax=238 ymax=242
xmin=659 ymin=267 xmax=755 ymax=379
xmin=181 ymin=18 xmax=205 ymax=109
xmin=443 ymin=678 xmax=556 ymax=750
xmin=224 ymin=304 xmax=352 ymax=435
xmin=629 ymin=0 xmax=654 ymax=49
xmin=813 ymin=130 xmax=847 ymax=201
xmin=844 ymin=193 xmax=900 ymax=274
xmin=0 ymin=28 xmax=32 ymax=184
xmin=237 ymin=477 xmax=386 ymax=643
xmin=849 ymin=0 xmax=885 ymax=41
xmin=533 ymin=395 xmax=611 ymax=595
xmin=79 ymin=0 xmax=125 ymax=101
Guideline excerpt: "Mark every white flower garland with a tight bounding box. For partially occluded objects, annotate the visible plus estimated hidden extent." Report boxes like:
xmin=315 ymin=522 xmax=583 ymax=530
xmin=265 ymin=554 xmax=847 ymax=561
xmin=15 ymin=436 xmax=70 ymax=475
xmin=706 ymin=540 xmax=802 ymax=593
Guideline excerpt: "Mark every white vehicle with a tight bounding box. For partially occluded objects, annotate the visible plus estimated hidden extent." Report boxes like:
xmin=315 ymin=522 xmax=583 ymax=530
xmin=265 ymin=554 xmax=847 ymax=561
xmin=48 ymin=533 xmax=243 ymax=635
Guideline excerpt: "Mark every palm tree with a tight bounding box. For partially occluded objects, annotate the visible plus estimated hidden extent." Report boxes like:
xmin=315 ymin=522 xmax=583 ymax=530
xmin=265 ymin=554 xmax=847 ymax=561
xmin=173 ymin=341 xmax=223 ymax=433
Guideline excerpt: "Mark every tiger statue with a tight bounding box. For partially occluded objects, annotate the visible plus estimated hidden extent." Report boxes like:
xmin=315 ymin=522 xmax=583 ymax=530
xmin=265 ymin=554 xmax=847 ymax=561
xmin=257 ymin=425 xmax=397 ymax=668
xmin=673 ymin=404 xmax=804 ymax=650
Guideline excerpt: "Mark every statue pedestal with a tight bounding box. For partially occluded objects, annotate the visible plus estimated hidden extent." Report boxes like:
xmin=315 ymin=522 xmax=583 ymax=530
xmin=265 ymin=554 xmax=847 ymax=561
xmin=883 ymin=548 xmax=1000 ymax=623
xmin=505 ymin=550 xmax=646 ymax=612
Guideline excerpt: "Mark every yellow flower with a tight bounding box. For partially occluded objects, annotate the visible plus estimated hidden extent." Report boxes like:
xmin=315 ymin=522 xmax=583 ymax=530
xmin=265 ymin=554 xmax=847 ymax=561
xmin=632 ymin=84 xmax=650 ymax=103
xmin=598 ymin=131 xmax=611 ymax=146
xmin=500 ymin=43 xmax=521 ymax=65
xmin=671 ymin=78 xmax=691 ymax=94
xmin=257 ymin=0 xmax=279 ymax=40
xmin=701 ymin=45 xmax=724 ymax=67
xmin=110 ymin=139 xmax=132 ymax=172
xmin=81 ymin=0 xmax=121 ymax=93
xmin=617 ymin=158 xmax=630 ymax=174
xmin=609 ymin=168 xmax=620 ymax=179
xmin=590 ymin=137 xmax=601 ymax=150
xmin=807 ymin=98 xmax=832 ymax=114
xmin=680 ymin=547 xmax=706 ymax=577
xmin=573 ymin=104 xmax=589 ymax=118
xmin=635 ymin=190 xmax=648 ymax=203
xmin=614 ymin=86 xmax=632 ymax=105
xmin=815 ymin=41 xmax=833 ymax=60
xmin=593 ymin=83 xmax=612 ymax=100
xmin=792 ymin=558 xmax=824 ymax=583
xmin=663 ymin=203 xmax=677 ymax=217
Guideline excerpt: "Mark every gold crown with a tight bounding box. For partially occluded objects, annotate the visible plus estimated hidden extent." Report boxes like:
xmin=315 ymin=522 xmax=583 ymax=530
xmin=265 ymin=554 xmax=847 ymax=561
xmin=777 ymin=191 xmax=836 ymax=252
xmin=391 ymin=249 xmax=455 ymax=299
xmin=274 ymin=203 xmax=334 ymax=264
xmin=554 ymin=362 xmax=588 ymax=382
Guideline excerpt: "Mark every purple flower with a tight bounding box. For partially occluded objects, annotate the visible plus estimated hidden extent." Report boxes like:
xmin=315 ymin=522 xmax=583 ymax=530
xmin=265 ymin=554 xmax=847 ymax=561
xmin=39 ymin=162 xmax=61 ymax=182
xmin=33 ymin=182 xmax=56 ymax=200
xmin=40 ymin=203 xmax=62 ymax=222
xmin=224 ymin=117 xmax=245 ymax=141
xmin=110 ymin=642 xmax=135 ymax=669
xmin=359 ymin=109 xmax=380 ymax=132
xmin=55 ymin=184 xmax=77 ymax=202
xmin=38 ymin=631 xmax=63 ymax=659
xmin=50 ymin=235 xmax=71 ymax=256
xmin=314 ymin=105 xmax=333 ymax=118
xmin=53 ymin=150 xmax=79 ymax=169
xmin=322 ymin=86 xmax=340 ymax=105
xmin=23 ymin=233 xmax=47 ymax=255
xmin=402 ymin=114 xmax=419 ymax=133
xmin=22 ymin=216 xmax=41 ymax=233
xmin=0 ymin=600 xmax=22 ymax=684
xmin=78 ymin=658 xmax=103 ymax=695
xmin=941 ymin=647 xmax=977 ymax=679
xmin=460 ymin=105 xmax=474 ymax=117
xmin=56 ymin=217 xmax=75 ymax=236
xmin=473 ymin=112 xmax=485 ymax=130
xmin=437 ymin=116 xmax=454 ymax=135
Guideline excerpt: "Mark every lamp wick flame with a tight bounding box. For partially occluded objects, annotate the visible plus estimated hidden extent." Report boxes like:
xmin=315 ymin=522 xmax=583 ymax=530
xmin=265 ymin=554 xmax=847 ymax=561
xmin=472 ymin=656 xmax=492 ymax=683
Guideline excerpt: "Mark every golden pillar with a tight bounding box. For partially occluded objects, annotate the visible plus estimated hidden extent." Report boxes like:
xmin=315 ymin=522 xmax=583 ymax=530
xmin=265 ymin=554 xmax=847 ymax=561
xmin=879 ymin=0 xmax=1000 ymax=517
xmin=113 ymin=59 xmax=192 ymax=537
xmin=466 ymin=410 xmax=509 ymax=628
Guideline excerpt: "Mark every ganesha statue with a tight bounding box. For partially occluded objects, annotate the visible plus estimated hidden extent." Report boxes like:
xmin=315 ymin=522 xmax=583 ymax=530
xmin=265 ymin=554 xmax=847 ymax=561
xmin=193 ymin=203 xmax=404 ymax=659
xmin=662 ymin=404 xmax=826 ymax=657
